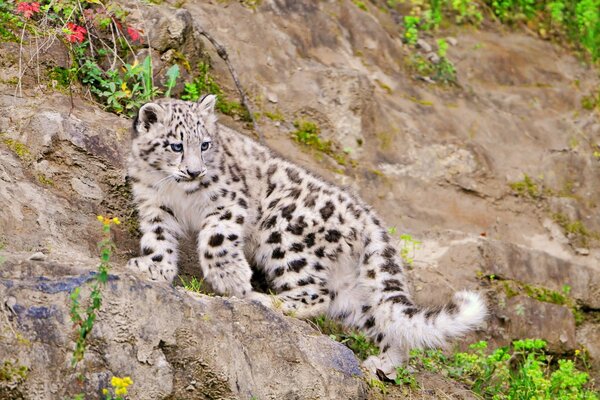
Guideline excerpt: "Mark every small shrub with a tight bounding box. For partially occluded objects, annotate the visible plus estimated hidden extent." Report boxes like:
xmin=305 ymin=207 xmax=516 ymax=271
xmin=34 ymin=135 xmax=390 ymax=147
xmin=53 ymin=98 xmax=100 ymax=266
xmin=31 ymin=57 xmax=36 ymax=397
xmin=311 ymin=315 xmax=379 ymax=360
xmin=408 ymin=339 xmax=599 ymax=399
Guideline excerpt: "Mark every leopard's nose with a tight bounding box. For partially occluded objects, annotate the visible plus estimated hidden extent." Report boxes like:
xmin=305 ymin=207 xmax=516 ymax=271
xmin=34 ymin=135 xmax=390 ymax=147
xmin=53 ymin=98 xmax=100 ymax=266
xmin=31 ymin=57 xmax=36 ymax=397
xmin=187 ymin=169 xmax=202 ymax=179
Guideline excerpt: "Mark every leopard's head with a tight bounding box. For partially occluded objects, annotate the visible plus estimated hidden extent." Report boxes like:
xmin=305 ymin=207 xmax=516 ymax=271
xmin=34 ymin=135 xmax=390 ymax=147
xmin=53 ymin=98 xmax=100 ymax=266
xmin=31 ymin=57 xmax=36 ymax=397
xmin=131 ymin=95 xmax=218 ymax=182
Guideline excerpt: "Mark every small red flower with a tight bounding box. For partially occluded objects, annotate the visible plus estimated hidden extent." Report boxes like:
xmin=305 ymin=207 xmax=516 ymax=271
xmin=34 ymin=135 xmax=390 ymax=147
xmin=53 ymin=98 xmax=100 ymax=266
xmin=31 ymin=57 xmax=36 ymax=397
xmin=65 ymin=22 xmax=87 ymax=43
xmin=127 ymin=26 xmax=142 ymax=43
xmin=16 ymin=2 xmax=40 ymax=19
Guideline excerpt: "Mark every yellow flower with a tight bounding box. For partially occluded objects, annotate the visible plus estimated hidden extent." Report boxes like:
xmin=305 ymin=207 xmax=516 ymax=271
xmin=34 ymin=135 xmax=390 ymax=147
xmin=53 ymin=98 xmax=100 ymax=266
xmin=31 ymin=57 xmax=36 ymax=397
xmin=97 ymin=215 xmax=104 ymax=222
xmin=121 ymin=82 xmax=132 ymax=98
xmin=575 ymin=349 xmax=581 ymax=356
xmin=111 ymin=376 xmax=133 ymax=397
xmin=102 ymin=388 xmax=108 ymax=395
xmin=112 ymin=217 xmax=121 ymax=225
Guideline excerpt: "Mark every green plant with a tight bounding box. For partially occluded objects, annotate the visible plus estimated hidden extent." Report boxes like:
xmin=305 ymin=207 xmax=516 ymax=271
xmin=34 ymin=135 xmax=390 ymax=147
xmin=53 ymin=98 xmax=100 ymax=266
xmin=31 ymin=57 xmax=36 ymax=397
xmin=395 ymin=366 xmax=418 ymax=388
xmin=509 ymin=174 xmax=541 ymax=199
xmin=388 ymin=228 xmax=421 ymax=266
xmin=403 ymin=15 xmax=421 ymax=45
xmin=182 ymin=62 xmax=250 ymax=120
xmin=409 ymin=339 xmax=599 ymax=399
xmin=291 ymin=119 xmax=351 ymax=166
xmin=164 ymin=64 xmax=180 ymax=98
xmin=0 ymin=360 xmax=28 ymax=385
xmin=311 ymin=315 xmax=379 ymax=360
xmin=352 ymin=0 xmax=368 ymax=11
xmin=179 ymin=276 xmax=213 ymax=295
xmin=79 ymin=56 xmax=162 ymax=116
xmin=69 ymin=215 xmax=120 ymax=367
xmin=451 ymin=0 xmax=483 ymax=24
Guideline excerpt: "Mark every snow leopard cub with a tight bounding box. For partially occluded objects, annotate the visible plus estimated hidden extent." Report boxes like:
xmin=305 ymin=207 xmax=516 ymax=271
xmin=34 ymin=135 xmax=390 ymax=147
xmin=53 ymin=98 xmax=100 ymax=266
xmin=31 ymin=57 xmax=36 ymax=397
xmin=127 ymin=95 xmax=486 ymax=376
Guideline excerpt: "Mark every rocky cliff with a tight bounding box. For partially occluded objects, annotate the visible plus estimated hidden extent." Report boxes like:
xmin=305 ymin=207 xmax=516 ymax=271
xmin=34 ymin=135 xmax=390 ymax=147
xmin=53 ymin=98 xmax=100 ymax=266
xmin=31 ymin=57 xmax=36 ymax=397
xmin=1 ymin=0 xmax=599 ymax=398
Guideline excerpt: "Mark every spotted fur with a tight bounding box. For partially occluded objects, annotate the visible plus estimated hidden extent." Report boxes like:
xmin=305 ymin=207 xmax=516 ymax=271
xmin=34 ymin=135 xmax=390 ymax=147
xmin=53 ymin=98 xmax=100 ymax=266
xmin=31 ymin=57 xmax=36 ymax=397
xmin=127 ymin=96 xmax=486 ymax=376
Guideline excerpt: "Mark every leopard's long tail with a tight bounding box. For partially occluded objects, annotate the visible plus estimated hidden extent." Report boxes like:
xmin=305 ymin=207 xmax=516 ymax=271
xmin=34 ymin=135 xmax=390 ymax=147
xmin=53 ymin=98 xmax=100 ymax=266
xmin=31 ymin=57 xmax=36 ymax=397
xmin=393 ymin=290 xmax=487 ymax=349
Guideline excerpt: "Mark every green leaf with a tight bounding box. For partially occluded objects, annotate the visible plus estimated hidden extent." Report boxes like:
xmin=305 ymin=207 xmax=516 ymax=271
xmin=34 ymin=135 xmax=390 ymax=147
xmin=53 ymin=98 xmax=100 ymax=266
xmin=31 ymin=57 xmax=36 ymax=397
xmin=164 ymin=64 xmax=180 ymax=98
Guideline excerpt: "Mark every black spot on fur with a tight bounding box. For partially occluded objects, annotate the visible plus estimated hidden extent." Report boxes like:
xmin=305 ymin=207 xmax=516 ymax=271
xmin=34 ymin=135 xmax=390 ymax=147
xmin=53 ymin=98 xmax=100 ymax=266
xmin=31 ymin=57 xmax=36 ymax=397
xmin=281 ymin=204 xmax=296 ymax=220
xmin=262 ymin=215 xmax=277 ymax=229
xmin=297 ymin=277 xmax=315 ymax=286
xmin=267 ymin=231 xmax=282 ymax=244
xmin=446 ymin=301 xmax=459 ymax=314
xmin=330 ymin=291 xmax=337 ymax=300
xmin=151 ymin=254 xmax=163 ymax=262
xmin=388 ymin=295 xmax=411 ymax=305
xmin=272 ymin=248 xmax=286 ymax=259
xmin=266 ymin=183 xmax=276 ymax=198
xmin=404 ymin=307 xmax=418 ymax=317
xmin=235 ymin=215 xmax=245 ymax=224
xmin=154 ymin=226 xmax=164 ymax=235
xmin=325 ymin=229 xmax=341 ymax=243
xmin=319 ymin=201 xmax=335 ymax=221
xmin=367 ymin=269 xmax=376 ymax=279
xmin=361 ymin=305 xmax=371 ymax=313
xmin=220 ymin=211 xmax=232 ymax=220
xmin=267 ymin=164 xmax=277 ymax=177
xmin=150 ymin=216 xmax=162 ymax=224
xmin=315 ymin=247 xmax=325 ymax=258
xmin=274 ymin=267 xmax=284 ymax=276
xmin=364 ymin=316 xmax=375 ymax=329
xmin=287 ymin=188 xmax=302 ymax=200
xmin=381 ymin=259 xmax=401 ymax=274
xmin=286 ymin=218 xmax=307 ymax=235
xmin=204 ymin=252 xmax=213 ymax=260
xmin=227 ymin=234 xmax=239 ymax=241
xmin=376 ymin=333 xmax=384 ymax=343
xmin=159 ymin=205 xmax=174 ymax=216
xmin=303 ymin=194 xmax=317 ymax=208
xmin=383 ymin=279 xmax=403 ymax=291
xmin=313 ymin=262 xmax=325 ymax=271
xmin=290 ymin=243 xmax=304 ymax=252
xmin=289 ymin=258 xmax=307 ymax=272
xmin=208 ymin=233 xmax=225 ymax=247
xmin=363 ymin=252 xmax=373 ymax=265
xmin=304 ymin=233 xmax=316 ymax=248
xmin=382 ymin=246 xmax=396 ymax=259
xmin=238 ymin=198 xmax=248 ymax=209
xmin=285 ymin=167 xmax=302 ymax=184
xmin=268 ymin=198 xmax=280 ymax=209
xmin=142 ymin=247 xmax=154 ymax=256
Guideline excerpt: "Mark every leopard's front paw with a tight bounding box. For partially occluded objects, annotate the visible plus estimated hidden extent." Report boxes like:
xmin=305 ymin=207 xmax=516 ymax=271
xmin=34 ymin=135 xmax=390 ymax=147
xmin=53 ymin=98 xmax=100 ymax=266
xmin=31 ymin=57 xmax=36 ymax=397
xmin=127 ymin=256 xmax=176 ymax=282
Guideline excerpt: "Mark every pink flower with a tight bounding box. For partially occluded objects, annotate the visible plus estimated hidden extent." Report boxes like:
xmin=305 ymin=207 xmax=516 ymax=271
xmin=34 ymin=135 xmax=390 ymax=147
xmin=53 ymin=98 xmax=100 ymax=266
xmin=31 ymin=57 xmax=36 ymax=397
xmin=16 ymin=2 xmax=40 ymax=19
xmin=127 ymin=26 xmax=142 ymax=43
xmin=65 ymin=22 xmax=87 ymax=43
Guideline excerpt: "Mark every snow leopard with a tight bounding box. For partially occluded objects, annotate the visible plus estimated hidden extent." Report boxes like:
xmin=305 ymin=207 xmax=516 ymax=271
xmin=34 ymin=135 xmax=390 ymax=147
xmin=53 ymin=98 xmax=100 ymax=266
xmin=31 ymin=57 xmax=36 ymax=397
xmin=127 ymin=95 xmax=487 ymax=377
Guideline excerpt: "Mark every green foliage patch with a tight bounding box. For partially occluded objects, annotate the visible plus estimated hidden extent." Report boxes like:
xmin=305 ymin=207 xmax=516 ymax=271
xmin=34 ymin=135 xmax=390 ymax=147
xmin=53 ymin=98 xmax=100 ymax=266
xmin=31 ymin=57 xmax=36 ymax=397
xmin=311 ymin=315 xmax=380 ymax=360
xmin=404 ymin=339 xmax=598 ymax=399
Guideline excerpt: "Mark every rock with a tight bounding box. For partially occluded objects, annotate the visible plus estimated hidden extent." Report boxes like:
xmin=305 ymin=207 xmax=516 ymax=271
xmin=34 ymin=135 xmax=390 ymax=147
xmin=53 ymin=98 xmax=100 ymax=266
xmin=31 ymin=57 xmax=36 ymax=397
xmin=426 ymin=51 xmax=441 ymax=64
xmin=495 ymin=295 xmax=577 ymax=353
xmin=267 ymin=92 xmax=279 ymax=103
xmin=576 ymin=323 xmax=600 ymax=371
xmin=446 ymin=36 xmax=458 ymax=46
xmin=27 ymin=252 xmax=46 ymax=261
xmin=0 ymin=259 xmax=366 ymax=400
xmin=575 ymin=247 xmax=590 ymax=256
xmin=479 ymin=239 xmax=600 ymax=308
xmin=416 ymin=39 xmax=432 ymax=53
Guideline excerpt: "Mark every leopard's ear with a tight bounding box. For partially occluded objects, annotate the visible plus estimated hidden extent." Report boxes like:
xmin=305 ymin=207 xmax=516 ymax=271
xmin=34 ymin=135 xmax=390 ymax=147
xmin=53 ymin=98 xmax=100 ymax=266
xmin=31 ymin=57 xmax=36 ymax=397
xmin=197 ymin=94 xmax=217 ymax=116
xmin=133 ymin=103 xmax=165 ymax=137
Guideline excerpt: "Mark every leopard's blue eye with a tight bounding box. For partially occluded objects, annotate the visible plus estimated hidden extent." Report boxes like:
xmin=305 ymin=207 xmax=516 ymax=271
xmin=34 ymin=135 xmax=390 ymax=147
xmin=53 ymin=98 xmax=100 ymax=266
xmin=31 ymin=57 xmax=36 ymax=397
xmin=170 ymin=143 xmax=183 ymax=152
xmin=201 ymin=141 xmax=211 ymax=151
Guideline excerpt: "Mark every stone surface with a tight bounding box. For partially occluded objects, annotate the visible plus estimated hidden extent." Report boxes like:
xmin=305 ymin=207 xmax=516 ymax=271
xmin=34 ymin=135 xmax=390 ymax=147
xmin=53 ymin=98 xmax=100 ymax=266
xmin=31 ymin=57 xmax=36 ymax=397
xmin=0 ymin=258 xmax=365 ymax=399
